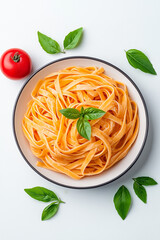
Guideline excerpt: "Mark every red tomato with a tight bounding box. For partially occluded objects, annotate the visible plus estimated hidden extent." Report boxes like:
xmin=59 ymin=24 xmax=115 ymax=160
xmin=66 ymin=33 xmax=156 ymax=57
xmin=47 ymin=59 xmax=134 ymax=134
xmin=0 ymin=48 xmax=32 ymax=80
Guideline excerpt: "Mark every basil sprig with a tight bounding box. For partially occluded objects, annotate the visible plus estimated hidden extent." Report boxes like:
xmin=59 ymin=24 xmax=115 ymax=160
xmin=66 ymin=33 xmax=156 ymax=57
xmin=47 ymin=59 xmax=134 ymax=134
xmin=133 ymin=177 xmax=157 ymax=203
xmin=24 ymin=187 xmax=64 ymax=221
xmin=125 ymin=49 xmax=157 ymax=75
xmin=38 ymin=27 xmax=83 ymax=54
xmin=113 ymin=185 xmax=131 ymax=220
xmin=59 ymin=107 xmax=106 ymax=140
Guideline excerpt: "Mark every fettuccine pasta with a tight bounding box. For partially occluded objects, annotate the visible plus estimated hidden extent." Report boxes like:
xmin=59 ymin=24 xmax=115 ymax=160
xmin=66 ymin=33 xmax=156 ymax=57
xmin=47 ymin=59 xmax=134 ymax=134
xmin=22 ymin=66 xmax=139 ymax=179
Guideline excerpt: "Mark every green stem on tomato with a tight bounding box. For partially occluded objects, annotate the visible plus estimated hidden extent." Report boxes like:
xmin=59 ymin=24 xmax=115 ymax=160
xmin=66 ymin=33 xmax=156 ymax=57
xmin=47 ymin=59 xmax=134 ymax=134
xmin=11 ymin=52 xmax=21 ymax=62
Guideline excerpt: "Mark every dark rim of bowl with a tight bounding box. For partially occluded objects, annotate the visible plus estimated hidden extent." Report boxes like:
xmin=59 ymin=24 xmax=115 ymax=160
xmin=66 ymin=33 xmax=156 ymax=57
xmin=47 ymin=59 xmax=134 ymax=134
xmin=13 ymin=56 xmax=149 ymax=189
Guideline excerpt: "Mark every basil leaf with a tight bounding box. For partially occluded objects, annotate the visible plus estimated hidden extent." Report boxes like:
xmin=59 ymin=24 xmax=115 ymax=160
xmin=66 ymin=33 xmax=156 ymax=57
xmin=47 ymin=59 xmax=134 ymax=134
xmin=63 ymin=27 xmax=83 ymax=49
xmin=38 ymin=31 xmax=61 ymax=54
xmin=113 ymin=185 xmax=131 ymax=220
xmin=41 ymin=202 xmax=59 ymax=221
xmin=76 ymin=117 xmax=91 ymax=140
xmin=133 ymin=177 xmax=157 ymax=186
xmin=59 ymin=108 xmax=80 ymax=119
xmin=80 ymin=106 xmax=85 ymax=115
xmin=126 ymin=49 xmax=157 ymax=75
xmin=83 ymin=107 xmax=106 ymax=120
xmin=133 ymin=181 xmax=147 ymax=203
xmin=24 ymin=187 xmax=59 ymax=202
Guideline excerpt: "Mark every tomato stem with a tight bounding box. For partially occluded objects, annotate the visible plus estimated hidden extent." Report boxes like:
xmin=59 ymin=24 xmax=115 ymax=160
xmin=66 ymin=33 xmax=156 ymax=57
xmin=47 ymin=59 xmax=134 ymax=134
xmin=11 ymin=52 xmax=21 ymax=62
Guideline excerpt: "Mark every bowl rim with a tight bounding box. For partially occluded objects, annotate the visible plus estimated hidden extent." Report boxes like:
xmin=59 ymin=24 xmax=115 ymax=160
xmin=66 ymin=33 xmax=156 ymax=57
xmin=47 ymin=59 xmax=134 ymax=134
xmin=13 ymin=56 xmax=149 ymax=189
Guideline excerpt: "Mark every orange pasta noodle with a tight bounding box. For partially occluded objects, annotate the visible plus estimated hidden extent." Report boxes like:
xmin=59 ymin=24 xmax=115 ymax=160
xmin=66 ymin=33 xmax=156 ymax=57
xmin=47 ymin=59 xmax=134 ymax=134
xmin=22 ymin=66 xmax=139 ymax=179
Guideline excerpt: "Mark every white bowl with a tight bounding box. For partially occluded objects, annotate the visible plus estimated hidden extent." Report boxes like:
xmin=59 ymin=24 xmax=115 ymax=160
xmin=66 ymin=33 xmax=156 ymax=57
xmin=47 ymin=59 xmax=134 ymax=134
xmin=13 ymin=56 xmax=149 ymax=189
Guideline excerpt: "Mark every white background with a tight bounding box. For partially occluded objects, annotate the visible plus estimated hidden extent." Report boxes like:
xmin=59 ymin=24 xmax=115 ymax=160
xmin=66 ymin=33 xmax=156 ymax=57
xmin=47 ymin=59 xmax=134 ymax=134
xmin=0 ymin=0 xmax=160 ymax=239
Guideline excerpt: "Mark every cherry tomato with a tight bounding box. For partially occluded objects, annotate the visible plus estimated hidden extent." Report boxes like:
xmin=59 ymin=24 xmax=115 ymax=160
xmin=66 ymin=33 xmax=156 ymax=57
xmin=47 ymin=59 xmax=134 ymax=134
xmin=0 ymin=48 xmax=32 ymax=80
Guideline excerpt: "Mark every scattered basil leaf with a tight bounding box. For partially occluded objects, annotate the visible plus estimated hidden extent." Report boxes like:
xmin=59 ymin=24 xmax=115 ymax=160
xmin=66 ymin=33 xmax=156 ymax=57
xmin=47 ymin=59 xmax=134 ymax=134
xmin=133 ymin=177 xmax=157 ymax=186
xmin=113 ymin=185 xmax=131 ymax=220
xmin=77 ymin=117 xmax=91 ymax=140
xmin=63 ymin=27 xmax=83 ymax=50
xmin=24 ymin=187 xmax=59 ymax=202
xmin=83 ymin=107 xmax=106 ymax=120
xmin=59 ymin=108 xmax=80 ymax=119
xmin=126 ymin=49 xmax=157 ymax=75
xmin=133 ymin=181 xmax=147 ymax=203
xmin=38 ymin=31 xmax=61 ymax=54
xmin=41 ymin=202 xmax=59 ymax=221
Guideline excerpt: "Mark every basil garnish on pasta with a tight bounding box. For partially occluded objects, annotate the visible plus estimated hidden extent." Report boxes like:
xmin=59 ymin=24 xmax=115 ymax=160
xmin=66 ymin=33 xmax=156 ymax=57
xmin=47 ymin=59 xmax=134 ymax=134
xmin=59 ymin=106 xmax=106 ymax=140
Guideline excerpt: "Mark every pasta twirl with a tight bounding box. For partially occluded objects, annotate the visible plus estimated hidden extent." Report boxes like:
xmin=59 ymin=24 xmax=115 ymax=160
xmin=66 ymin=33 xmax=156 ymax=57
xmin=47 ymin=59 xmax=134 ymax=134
xmin=22 ymin=66 xmax=139 ymax=179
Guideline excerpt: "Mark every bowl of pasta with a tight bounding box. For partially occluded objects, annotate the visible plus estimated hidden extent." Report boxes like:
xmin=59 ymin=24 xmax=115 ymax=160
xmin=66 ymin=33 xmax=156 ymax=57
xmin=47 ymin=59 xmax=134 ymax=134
xmin=13 ymin=56 xmax=148 ymax=189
